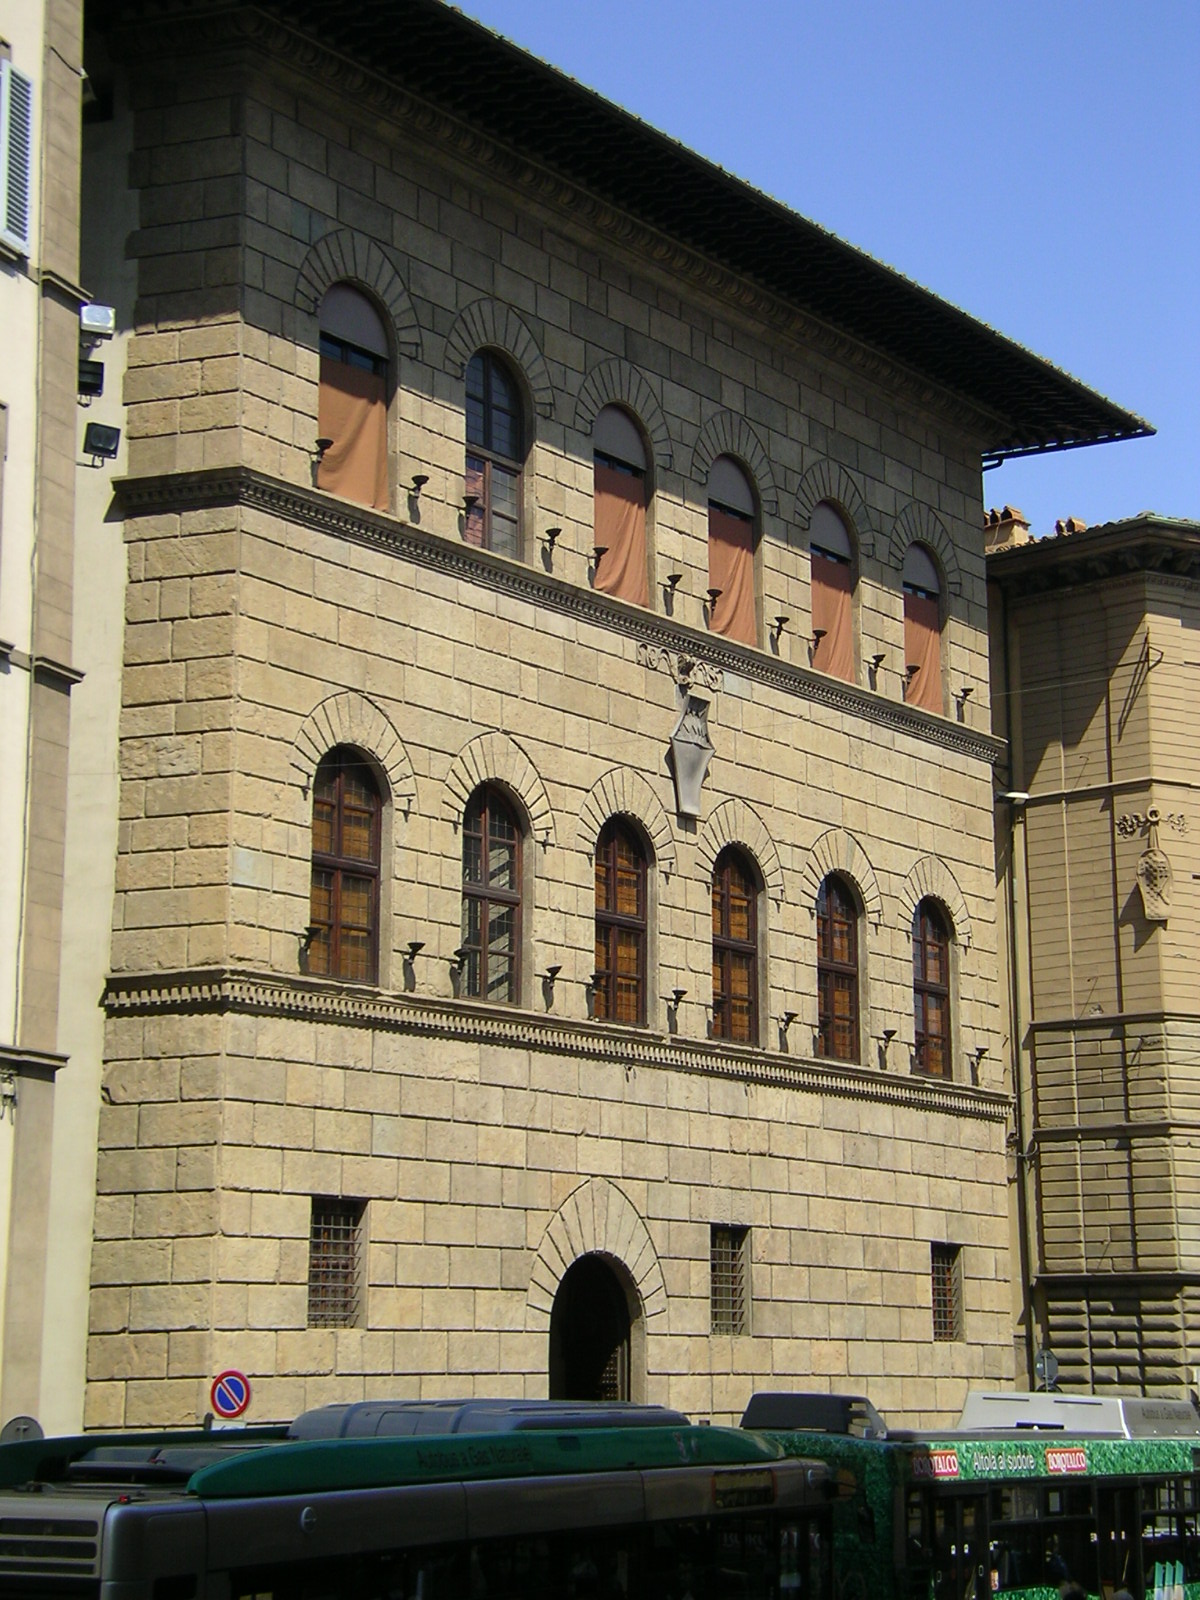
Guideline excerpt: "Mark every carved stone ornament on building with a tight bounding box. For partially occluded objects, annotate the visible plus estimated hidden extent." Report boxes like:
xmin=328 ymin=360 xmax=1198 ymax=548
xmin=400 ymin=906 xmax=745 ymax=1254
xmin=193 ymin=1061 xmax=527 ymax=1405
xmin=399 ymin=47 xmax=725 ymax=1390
xmin=1133 ymin=808 xmax=1173 ymax=923
xmin=637 ymin=642 xmax=723 ymax=693
xmin=668 ymin=690 xmax=715 ymax=819
xmin=1116 ymin=808 xmax=1187 ymax=837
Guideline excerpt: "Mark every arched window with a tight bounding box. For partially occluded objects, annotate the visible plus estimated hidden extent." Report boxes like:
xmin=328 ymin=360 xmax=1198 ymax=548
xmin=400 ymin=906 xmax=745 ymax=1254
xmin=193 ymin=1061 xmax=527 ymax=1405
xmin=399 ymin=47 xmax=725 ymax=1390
xmin=903 ymin=543 xmax=943 ymax=713
xmin=707 ymin=456 xmax=756 ymax=646
xmin=810 ymin=502 xmax=855 ymax=681
xmin=592 ymin=406 xmax=649 ymax=608
xmin=816 ymin=876 xmax=858 ymax=1062
xmin=465 ymin=350 xmax=523 ymax=559
xmin=309 ymin=747 xmax=382 ymax=983
xmin=317 ymin=284 xmax=388 ymax=510
xmin=461 ymin=784 xmax=521 ymax=1003
xmin=594 ymin=818 xmax=648 ymax=1025
xmin=913 ymin=900 xmax=951 ymax=1077
xmin=712 ymin=847 xmax=757 ymax=1044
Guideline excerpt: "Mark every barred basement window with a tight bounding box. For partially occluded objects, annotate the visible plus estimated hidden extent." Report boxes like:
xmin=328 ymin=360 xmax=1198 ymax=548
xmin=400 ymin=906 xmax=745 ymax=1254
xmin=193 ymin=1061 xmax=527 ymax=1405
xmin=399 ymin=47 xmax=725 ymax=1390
xmin=308 ymin=1197 xmax=365 ymax=1328
xmin=931 ymin=1242 xmax=963 ymax=1341
xmin=710 ymin=1224 xmax=749 ymax=1335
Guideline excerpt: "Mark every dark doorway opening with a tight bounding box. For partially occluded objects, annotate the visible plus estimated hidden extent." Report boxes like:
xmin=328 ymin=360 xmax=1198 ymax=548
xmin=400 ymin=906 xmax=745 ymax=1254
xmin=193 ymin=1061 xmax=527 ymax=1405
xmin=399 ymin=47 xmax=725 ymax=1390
xmin=548 ymin=1254 xmax=631 ymax=1400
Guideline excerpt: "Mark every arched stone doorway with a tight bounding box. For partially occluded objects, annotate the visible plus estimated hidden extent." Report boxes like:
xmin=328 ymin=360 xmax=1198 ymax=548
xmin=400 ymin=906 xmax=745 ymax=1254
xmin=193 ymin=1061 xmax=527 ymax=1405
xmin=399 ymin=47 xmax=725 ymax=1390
xmin=548 ymin=1253 xmax=640 ymax=1401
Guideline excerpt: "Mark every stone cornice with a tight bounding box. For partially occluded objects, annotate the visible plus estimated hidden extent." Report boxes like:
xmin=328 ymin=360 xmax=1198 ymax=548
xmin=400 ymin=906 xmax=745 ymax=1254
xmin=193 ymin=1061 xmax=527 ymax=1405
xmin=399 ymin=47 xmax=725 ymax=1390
xmin=1036 ymin=1270 xmax=1200 ymax=1291
xmin=113 ymin=466 xmax=1004 ymax=766
xmin=990 ymin=517 xmax=1200 ymax=598
xmin=0 ymin=1042 xmax=68 ymax=1077
xmin=103 ymin=968 xmax=1011 ymax=1124
xmin=1031 ymin=1119 xmax=1200 ymax=1142
xmin=109 ymin=4 xmax=999 ymax=447
xmin=1030 ymin=1008 xmax=1200 ymax=1033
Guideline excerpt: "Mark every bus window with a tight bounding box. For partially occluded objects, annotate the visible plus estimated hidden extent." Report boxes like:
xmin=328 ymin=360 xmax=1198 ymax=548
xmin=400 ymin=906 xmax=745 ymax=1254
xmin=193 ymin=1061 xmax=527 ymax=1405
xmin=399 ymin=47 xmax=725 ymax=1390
xmin=231 ymin=1513 xmax=831 ymax=1600
xmin=1096 ymin=1483 xmax=1140 ymax=1599
xmin=1141 ymin=1475 xmax=1200 ymax=1589
xmin=931 ymin=1494 xmax=987 ymax=1600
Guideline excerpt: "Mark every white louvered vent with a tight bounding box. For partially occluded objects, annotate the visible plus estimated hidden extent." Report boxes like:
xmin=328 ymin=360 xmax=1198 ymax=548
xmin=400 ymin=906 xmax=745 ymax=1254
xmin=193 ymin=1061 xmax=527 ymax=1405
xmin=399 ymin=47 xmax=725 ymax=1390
xmin=0 ymin=61 xmax=34 ymax=256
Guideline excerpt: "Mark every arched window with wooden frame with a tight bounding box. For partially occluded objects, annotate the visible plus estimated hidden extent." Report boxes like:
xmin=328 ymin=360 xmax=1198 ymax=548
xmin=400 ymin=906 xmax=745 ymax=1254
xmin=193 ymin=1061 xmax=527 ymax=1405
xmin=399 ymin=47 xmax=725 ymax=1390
xmin=809 ymin=501 xmax=855 ymax=681
xmin=464 ymin=350 xmax=524 ymax=559
xmin=592 ymin=406 xmax=649 ymax=608
xmin=903 ymin=543 xmax=943 ymax=713
xmin=707 ymin=456 xmax=757 ymax=646
xmin=461 ymin=783 xmax=522 ymax=1004
xmin=317 ymin=284 xmax=389 ymax=511
xmin=913 ymin=899 xmax=952 ymax=1077
xmin=711 ymin=846 xmax=758 ymax=1044
xmin=816 ymin=875 xmax=859 ymax=1062
xmin=593 ymin=818 xmax=648 ymax=1026
xmin=308 ymin=746 xmax=382 ymax=984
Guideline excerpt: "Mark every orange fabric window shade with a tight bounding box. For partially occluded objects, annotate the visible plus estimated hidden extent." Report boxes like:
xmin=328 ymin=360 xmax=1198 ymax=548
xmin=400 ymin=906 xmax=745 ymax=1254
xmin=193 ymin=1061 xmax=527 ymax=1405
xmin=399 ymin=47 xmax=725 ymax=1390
xmin=708 ymin=506 xmax=755 ymax=645
xmin=593 ymin=462 xmax=648 ymax=607
xmin=904 ymin=592 xmax=942 ymax=712
xmin=317 ymin=357 xmax=387 ymax=511
xmin=811 ymin=553 xmax=853 ymax=680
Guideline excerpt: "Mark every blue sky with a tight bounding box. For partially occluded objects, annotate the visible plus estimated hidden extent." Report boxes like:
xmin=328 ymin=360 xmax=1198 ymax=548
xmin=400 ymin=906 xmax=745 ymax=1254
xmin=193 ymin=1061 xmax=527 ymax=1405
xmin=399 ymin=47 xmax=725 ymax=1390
xmin=458 ymin=0 xmax=1198 ymax=537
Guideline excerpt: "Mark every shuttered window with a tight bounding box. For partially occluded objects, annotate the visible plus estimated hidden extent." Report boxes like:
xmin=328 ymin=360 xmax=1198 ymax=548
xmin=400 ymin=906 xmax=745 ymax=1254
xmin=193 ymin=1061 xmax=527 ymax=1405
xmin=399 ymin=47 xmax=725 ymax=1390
xmin=0 ymin=61 xmax=33 ymax=256
xmin=816 ymin=876 xmax=859 ymax=1062
xmin=712 ymin=848 xmax=758 ymax=1044
xmin=913 ymin=900 xmax=951 ymax=1077
xmin=308 ymin=747 xmax=382 ymax=985
xmin=594 ymin=819 xmax=647 ymax=1026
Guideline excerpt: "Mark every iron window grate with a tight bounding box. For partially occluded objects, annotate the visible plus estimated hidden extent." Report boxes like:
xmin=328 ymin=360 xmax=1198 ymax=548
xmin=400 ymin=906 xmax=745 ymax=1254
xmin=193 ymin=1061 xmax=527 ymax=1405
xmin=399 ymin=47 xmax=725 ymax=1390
xmin=931 ymin=1242 xmax=963 ymax=1341
xmin=308 ymin=1197 xmax=365 ymax=1328
xmin=710 ymin=1224 xmax=749 ymax=1335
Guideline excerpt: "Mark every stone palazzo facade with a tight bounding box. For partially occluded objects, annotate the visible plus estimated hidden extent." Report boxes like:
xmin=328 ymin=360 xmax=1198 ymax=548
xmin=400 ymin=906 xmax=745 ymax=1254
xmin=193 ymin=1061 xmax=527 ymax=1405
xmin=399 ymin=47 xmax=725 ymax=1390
xmin=78 ymin=0 xmax=1141 ymax=1429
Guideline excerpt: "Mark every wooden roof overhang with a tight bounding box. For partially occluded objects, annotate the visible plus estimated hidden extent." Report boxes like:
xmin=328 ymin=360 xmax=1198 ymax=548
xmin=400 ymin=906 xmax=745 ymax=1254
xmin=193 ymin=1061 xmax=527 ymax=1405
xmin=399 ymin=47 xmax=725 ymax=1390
xmin=91 ymin=0 xmax=1153 ymax=462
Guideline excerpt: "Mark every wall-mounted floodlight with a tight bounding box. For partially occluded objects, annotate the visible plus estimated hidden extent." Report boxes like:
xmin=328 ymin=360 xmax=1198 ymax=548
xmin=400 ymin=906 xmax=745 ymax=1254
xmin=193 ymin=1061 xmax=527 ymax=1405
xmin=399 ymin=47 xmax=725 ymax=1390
xmin=78 ymin=359 xmax=105 ymax=398
xmin=82 ymin=422 xmax=121 ymax=463
xmin=79 ymin=303 xmax=116 ymax=341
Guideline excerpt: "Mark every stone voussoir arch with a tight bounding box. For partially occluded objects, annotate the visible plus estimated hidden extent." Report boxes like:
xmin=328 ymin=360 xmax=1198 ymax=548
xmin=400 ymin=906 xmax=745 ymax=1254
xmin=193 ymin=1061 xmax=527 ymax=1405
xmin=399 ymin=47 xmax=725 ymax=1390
xmin=573 ymin=358 xmax=673 ymax=471
xmin=899 ymin=856 xmax=973 ymax=948
xmin=526 ymin=1177 xmax=668 ymax=1332
xmin=290 ymin=691 xmax=416 ymax=813
xmin=444 ymin=299 xmax=555 ymax=419
xmin=576 ymin=767 xmax=676 ymax=875
xmin=691 ymin=412 xmax=778 ymax=515
xmin=442 ymin=731 xmax=556 ymax=847
xmin=696 ymin=798 xmax=784 ymax=905
xmin=295 ymin=229 xmax=422 ymax=360
xmin=793 ymin=460 xmax=875 ymax=558
xmin=800 ymin=828 xmax=884 ymax=927
xmin=888 ymin=502 xmax=962 ymax=596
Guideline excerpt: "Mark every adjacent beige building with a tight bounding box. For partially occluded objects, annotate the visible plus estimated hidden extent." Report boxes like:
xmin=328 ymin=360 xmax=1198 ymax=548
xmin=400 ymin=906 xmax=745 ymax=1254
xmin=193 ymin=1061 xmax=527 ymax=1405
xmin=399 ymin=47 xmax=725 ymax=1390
xmin=75 ymin=0 xmax=1147 ymax=1430
xmin=990 ymin=510 xmax=1200 ymax=1397
xmin=0 ymin=0 xmax=116 ymax=1433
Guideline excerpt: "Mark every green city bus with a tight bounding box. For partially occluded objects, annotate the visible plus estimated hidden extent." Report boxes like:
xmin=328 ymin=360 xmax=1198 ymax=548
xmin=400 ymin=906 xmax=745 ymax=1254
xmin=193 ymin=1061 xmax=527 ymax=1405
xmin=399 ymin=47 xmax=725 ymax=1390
xmin=744 ymin=1390 xmax=1200 ymax=1600
xmin=0 ymin=1399 xmax=835 ymax=1600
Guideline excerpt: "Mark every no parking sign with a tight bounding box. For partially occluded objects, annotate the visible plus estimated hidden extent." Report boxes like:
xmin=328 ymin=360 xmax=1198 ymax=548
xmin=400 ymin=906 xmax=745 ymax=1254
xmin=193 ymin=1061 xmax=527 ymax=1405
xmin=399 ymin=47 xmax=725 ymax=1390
xmin=210 ymin=1370 xmax=251 ymax=1421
